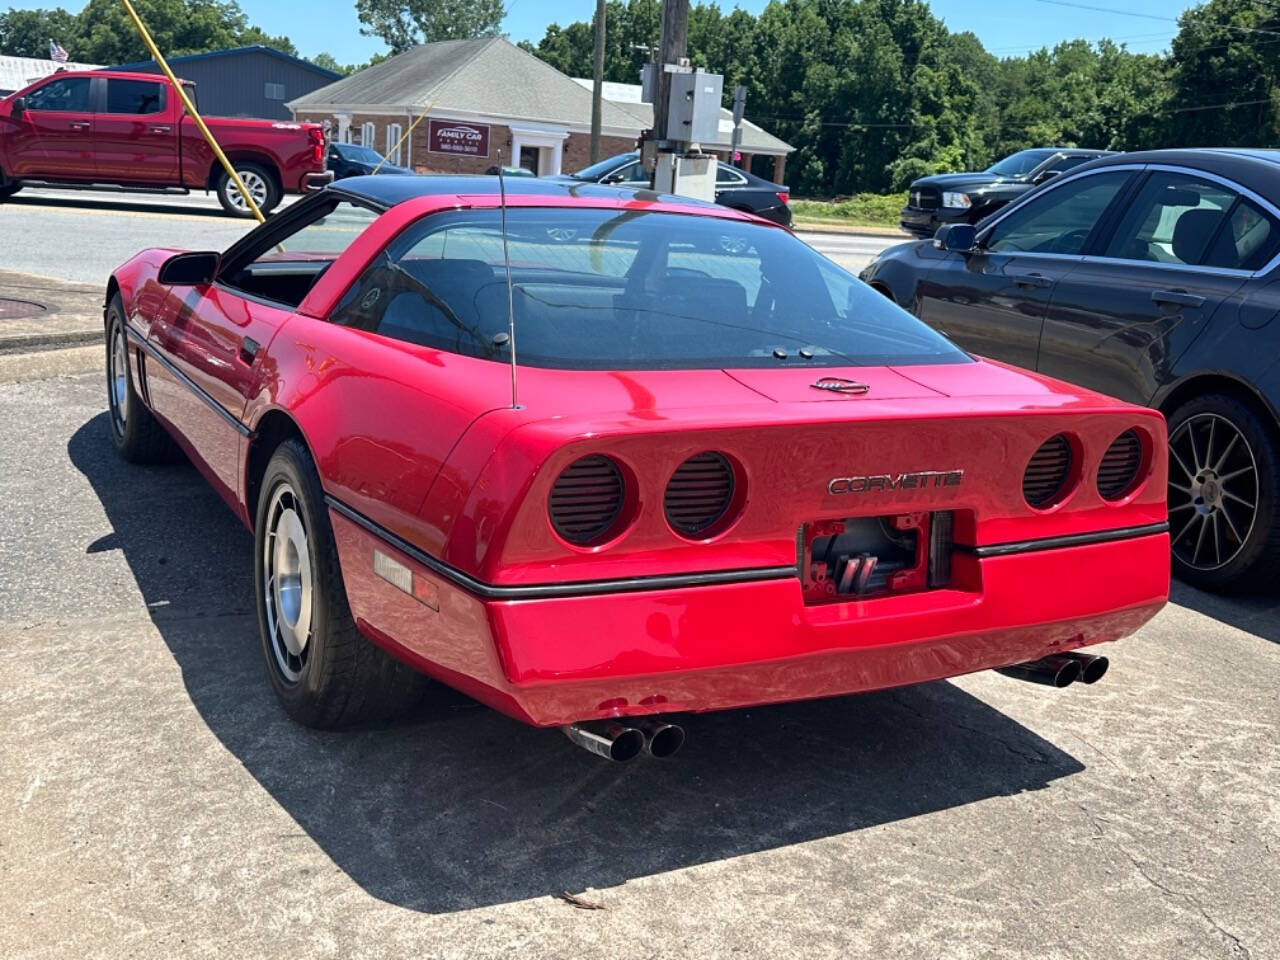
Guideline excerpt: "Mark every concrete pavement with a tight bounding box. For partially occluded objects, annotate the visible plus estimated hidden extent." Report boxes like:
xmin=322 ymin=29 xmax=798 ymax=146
xmin=0 ymin=368 xmax=1277 ymax=959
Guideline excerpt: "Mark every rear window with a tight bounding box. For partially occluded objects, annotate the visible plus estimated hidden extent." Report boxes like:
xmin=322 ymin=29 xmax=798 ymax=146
xmin=329 ymin=208 xmax=968 ymax=370
xmin=105 ymin=78 xmax=165 ymax=115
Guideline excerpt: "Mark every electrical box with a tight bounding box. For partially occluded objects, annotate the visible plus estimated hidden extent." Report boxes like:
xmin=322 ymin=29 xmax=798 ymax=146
xmin=640 ymin=62 xmax=658 ymax=105
xmin=666 ymin=70 xmax=724 ymax=145
xmin=653 ymin=152 xmax=716 ymax=202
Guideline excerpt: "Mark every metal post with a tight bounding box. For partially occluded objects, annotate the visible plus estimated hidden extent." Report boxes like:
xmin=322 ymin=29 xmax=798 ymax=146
xmin=731 ymin=84 xmax=747 ymax=166
xmin=590 ymin=0 xmax=606 ymax=164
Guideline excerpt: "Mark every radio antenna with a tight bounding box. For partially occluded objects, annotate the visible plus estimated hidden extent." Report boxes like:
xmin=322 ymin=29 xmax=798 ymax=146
xmin=497 ymin=166 xmax=520 ymax=410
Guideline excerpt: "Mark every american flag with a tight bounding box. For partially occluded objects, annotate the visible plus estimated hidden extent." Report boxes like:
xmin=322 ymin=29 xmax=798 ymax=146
xmin=49 ymin=39 xmax=69 ymax=63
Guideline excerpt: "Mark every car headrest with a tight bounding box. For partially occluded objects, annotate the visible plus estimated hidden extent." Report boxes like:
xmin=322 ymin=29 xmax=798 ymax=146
xmin=1172 ymin=208 xmax=1223 ymax=264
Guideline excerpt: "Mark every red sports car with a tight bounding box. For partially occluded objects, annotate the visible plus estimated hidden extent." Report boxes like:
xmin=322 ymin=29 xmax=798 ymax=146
xmin=104 ymin=176 xmax=1170 ymax=762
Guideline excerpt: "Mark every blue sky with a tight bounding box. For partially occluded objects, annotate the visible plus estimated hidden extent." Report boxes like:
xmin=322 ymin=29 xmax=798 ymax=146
xmin=21 ymin=0 xmax=1198 ymax=66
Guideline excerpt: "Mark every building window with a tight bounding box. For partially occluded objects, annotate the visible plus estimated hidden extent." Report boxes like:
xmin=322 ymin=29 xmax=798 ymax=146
xmin=360 ymin=121 xmax=375 ymax=148
xmin=264 ymin=82 xmax=286 ymax=101
xmin=385 ymin=123 xmax=403 ymax=166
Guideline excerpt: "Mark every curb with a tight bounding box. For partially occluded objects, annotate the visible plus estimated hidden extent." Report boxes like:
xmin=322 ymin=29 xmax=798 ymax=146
xmin=792 ymin=221 xmax=911 ymax=239
xmin=0 ymin=330 xmax=101 ymax=355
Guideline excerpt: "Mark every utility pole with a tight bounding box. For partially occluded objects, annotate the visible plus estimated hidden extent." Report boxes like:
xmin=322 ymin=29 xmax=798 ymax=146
xmin=652 ymin=0 xmax=689 ymax=155
xmin=590 ymin=0 xmax=606 ymax=163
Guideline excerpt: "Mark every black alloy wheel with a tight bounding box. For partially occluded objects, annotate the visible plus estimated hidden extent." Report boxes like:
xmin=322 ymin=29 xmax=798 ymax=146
xmin=1167 ymin=394 xmax=1280 ymax=590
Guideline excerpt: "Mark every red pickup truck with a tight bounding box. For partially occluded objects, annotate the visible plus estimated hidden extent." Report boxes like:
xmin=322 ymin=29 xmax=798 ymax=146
xmin=0 ymin=70 xmax=329 ymax=216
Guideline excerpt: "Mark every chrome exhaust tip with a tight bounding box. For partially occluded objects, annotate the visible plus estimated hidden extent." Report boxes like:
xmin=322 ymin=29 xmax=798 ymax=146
xmin=561 ymin=721 xmax=646 ymax=763
xmin=636 ymin=718 xmax=686 ymax=759
xmin=1062 ymin=651 xmax=1109 ymax=684
xmin=996 ymin=654 xmax=1082 ymax=688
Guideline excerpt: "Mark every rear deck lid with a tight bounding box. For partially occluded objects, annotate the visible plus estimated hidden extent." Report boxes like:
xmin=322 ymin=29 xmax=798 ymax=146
xmin=725 ymin=366 xmax=946 ymax=403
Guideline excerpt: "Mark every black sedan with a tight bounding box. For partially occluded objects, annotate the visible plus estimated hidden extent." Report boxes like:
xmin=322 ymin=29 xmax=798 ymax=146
xmin=863 ymin=148 xmax=1280 ymax=591
xmin=900 ymin=148 xmax=1114 ymax=239
xmin=327 ymin=142 xmax=412 ymax=180
xmin=557 ymin=151 xmax=792 ymax=227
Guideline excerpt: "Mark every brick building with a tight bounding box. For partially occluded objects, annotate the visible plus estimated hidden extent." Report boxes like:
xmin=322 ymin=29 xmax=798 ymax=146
xmin=287 ymin=37 xmax=791 ymax=179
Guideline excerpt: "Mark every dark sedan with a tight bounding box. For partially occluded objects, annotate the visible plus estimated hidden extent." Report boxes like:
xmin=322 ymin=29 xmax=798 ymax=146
xmin=557 ymin=151 xmax=792 ymax=227
xmin=327 ymin=142 xmax=412 ymax=180
xmin=900 ymin=148 xmax=1114 ymax=239
xmin=863 ymin=148 xmax=1280 ymax=591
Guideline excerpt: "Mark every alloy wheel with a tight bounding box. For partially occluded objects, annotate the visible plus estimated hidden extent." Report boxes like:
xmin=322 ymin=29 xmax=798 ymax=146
xmin=263 ymin=481 xmax=314 ymax=682
xmin=1168 ymin=413 xmax=1258 ymax=572
xmin=227 ymin=169 xmax=269 ymax=212
xmin=107 ymin=320 xmax=128 ymax=435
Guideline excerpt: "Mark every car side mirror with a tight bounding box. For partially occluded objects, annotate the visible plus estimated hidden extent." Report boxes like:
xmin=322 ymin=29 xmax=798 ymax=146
xmin=933 ymin=223 xmax=978 ymax=254
xmin=1033 ymin=169 xmax=1062 ymax=185
xmin=159 ymin=251 xmax=220 ymax=286
xmin=10 ymin=96 xmax=26 ymax=116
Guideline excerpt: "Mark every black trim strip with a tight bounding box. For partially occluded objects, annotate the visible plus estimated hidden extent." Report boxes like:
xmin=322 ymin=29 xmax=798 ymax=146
xmin=325 ymin=495 xmax=798 ymax=601
xmin=125 ymin=326 xmax=252 ymax=438
xmin=957 ymin=521 xmax=1170 ymax=559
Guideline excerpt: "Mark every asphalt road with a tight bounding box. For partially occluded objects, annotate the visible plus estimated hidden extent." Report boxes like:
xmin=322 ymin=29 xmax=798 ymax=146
xmin=0 ymin=187 xmax=898 ymax=286
xmin=0 ymin=367 xmax=1277 ymax=959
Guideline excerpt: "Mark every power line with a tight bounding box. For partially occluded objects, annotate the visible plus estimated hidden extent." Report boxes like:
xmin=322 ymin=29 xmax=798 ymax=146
xmin=1027 ymin=0 xmax=1280 ymax=38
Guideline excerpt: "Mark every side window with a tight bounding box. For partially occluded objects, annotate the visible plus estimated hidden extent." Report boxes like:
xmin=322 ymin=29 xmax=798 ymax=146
xmin=1102 ymin=172 xmax=1236 ymax=265
xmin=24 ymin=77 xmax=91 ymax=113
xmin=985 ymin=171 xmax=1130 ymax=255
xmin=716 ymin=165 xmax=747 ymax=185
xmin=105 ymin=79 xmax=166 ymax=115
xmin=1051 ymin=155 xmax=1094 ymax=173
xmin=605 ymin=161 xmax=645 ymax=184
xmin=1203 ymin=198 xmax=1280 ymax=272
xmin=221 ymin=200 xmax=381 ymax=307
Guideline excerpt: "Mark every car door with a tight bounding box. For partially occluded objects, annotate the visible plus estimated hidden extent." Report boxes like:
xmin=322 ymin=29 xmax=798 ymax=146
xmin=6 ymin=75 xmax=95 ymax=179
xmin=95 ymin=77 xmax=177 ymax=183
xmin=146 ymin=197 xmax=379 ymax=500
xmin=713 ymin=163 xmax=749 ymax=203
xmin=1038 ymin=169 xmax=1264 ymax=404
xmin=915 ymin=169 xmax=1135 ymax=370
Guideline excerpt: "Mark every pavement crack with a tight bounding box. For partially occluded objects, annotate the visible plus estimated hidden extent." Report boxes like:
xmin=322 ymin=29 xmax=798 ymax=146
xmin=1071 ymin=795 xmax=1252 ymax=959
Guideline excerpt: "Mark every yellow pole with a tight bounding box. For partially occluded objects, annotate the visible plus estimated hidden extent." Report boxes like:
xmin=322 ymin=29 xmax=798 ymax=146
xmin=118 ymin=0 xmax=267 ymax=223
xmin=371 ymin=104 xmax=432 ymax=175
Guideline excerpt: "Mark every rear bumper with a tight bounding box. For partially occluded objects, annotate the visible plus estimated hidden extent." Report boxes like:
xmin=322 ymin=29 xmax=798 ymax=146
xmin=331 ymin=510 xmax=1169 ymax=727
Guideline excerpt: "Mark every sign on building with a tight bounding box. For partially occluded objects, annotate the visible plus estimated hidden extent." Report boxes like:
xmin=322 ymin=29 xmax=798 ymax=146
xmin=427 ymin=119 xmax=490 ymax=157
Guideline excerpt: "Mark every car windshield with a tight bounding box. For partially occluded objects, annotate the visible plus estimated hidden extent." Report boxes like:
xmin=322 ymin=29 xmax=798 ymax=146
xmin=985 ymin=149 xmax=1057 ymax=178
xmin=336 ymin=144 xmax=384 ymax=164
xmin=330 ymin=207 xmax=969 ymax=370
xmin=570 ymin=154 xmax=637 ymax=181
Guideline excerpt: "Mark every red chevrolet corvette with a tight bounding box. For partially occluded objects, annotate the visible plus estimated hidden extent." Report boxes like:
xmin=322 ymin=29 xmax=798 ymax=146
xmin=103 ymin=176 xmax=1170 ymax=761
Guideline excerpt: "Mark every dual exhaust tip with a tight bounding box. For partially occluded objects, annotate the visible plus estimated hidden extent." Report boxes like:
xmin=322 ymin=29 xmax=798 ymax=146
xmin=561 ymin=717 xmax=686 ymax=763
xmin=997 ymin=650 xmax=1109 ymax=688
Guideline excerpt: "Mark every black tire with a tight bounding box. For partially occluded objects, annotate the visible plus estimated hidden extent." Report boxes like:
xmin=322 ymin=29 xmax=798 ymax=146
xmin=105 ymin=296 xmax=179 ymax=464
xmin=254 ymin=438 xmax=429 ymax=728
xmin=215 ymin=162 xmax=280 ymax=217
xmin=1167 ymin=392 xmax=1280 ymax=591
xmin=0 ymin=183 xmax=19 ymax=200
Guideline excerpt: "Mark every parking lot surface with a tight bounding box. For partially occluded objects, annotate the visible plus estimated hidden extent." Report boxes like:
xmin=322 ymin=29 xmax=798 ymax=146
xmin=0 ymin=369 xmax=1277 ymax=959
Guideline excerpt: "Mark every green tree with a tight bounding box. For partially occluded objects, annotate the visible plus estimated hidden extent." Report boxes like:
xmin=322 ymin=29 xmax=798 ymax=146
xmin=0 ymin=0 xmax=295 ymax=63
xmin=311 ymin=51 xmax=350 ymax=74
xmin=0 ymin=6 xmax=80 ymax=59
xmin=355 ymin=0 xmax=505 ymax=54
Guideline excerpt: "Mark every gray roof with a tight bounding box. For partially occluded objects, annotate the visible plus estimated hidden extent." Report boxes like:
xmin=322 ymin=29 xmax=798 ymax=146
xmin=287 ymin=37 xmax=642 ymax=131
xmin=570 ymin=78 xmax=792 ymax=155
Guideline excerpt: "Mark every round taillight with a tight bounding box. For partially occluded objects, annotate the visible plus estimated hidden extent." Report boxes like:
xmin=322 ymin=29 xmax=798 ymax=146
xmin=1023 ymin=434 xmax=1074 ymax=508
xmin=1097 ymin=428 xmax=1143 ymax=500
xmin=665 ymin=451 xmax=736 ymax=537
xmin=548 ymin=455 xmax=625 ymax=545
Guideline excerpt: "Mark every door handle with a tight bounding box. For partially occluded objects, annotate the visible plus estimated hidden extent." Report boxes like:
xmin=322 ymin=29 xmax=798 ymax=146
xmin=1013 ymin=273 xmax=1052 ymax=289
xmin=68 ymin=121 xmax=90 ymax=131
xmin=239 ymin=336 xmax=260 ymax=364
xmin=148 ymin=125 xmax=172 ymax=134
xmin=1152 ymin=289 xmax=1206 ymax=308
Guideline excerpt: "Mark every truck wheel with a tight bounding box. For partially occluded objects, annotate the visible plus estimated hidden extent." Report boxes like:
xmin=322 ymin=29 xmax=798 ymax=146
xmin=105 ymin=295 xmax=179 ymax=464
xmin=254 ymin=438 xmax=430 ymax=728
xmin=216 ymin=162 xmax=280 ymax=217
